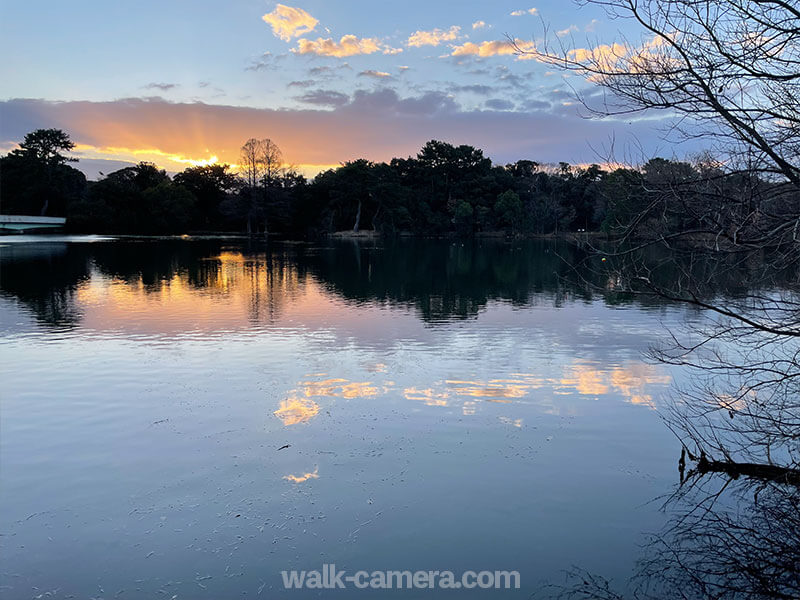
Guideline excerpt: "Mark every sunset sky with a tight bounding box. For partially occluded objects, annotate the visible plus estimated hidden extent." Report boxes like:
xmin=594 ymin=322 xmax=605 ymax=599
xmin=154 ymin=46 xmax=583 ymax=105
xmin=0 ymin=1 xmax=688 ymax=178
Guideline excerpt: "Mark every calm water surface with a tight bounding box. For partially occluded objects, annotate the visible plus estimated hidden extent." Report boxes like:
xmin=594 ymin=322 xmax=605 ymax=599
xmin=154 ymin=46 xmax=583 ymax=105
xmin=0 ymin=237 xmax=692 ymax=598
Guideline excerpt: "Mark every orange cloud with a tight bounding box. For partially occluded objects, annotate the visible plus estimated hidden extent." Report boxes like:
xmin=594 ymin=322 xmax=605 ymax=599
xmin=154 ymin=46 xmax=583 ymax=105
xmin=294 ymin=35 xmax=399 ymax=57
xmin=531 ymin=35 xmax=678 ymax=79
xmin=407 ymin=26 xmax=461 ymax=48
xmin=262 ymin=4 xmax=318 ymax=41
xmin=451 ymin=39 xmax=535 ymax=58
xmin=1 ymin=96 xmax=676 ymax=181
xmin=568 ymin=43 xmax=629 ymax=70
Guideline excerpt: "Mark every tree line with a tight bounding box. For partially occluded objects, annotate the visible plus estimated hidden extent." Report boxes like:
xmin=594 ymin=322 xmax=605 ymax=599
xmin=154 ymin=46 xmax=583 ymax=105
xmin=2 ymin=128 xmax=756 ymax=238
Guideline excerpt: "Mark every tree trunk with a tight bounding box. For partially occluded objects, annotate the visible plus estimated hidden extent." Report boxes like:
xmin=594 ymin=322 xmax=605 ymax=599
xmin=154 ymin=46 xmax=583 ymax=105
xmin=683 ymin=449 xmax=800 ymax=486
xmin=353 ymin=199 xmax=362 ymax=232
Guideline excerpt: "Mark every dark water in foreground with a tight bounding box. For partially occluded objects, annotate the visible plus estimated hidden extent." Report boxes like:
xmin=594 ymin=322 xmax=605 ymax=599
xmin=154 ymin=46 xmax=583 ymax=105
xmin=0 ymin=237 xmax=694 ymax=598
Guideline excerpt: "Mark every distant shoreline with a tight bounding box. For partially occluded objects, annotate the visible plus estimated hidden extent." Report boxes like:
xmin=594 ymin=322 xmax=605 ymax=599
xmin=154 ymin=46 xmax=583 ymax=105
xmin=1 ymin=229 xmax=608 ymax=242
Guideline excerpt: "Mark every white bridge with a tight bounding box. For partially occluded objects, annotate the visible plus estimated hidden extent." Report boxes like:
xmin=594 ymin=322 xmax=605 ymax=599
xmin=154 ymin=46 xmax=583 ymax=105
xmin=0 ymin=215 xmax=66 ymax=232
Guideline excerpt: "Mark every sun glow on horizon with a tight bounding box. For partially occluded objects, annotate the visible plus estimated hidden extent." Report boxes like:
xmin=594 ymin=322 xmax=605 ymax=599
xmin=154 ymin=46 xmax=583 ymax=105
xmin=66 ymin=142 xmax=344 ymax=180
xmin=72 ymin=143 xmax=235 ymax=172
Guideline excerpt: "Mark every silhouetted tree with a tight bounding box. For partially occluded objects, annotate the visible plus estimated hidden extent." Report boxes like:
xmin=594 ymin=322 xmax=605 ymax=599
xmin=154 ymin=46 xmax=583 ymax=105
xmin=173 ymin=164 xmax=239 ymax=229
xmin=0 ymin=128 xmax=86 ymax=216
xmin=235 ymin=137 xmax=290 ymax=235
xmin=513 ymin=0 xmax=799 ymax=453
xmin=70 ymin=162 xmax=194 ymax=234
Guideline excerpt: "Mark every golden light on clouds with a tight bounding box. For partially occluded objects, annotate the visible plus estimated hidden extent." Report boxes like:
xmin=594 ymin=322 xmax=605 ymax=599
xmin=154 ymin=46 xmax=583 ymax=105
xmin=407 ymin=26 xmax=461 ymax=48
xmin=451 ymin=39 xmax=535 ymax=58
xmin=3 ymin=94 xmax=662 ymax=183
xmin=262 ymin=4 xmax=318 ymax=42
xmin=73 ymin=141 xmax=339 ymax=178
xmin=293 ymin=35 xmax=400 ymax=57
xmin=73 ymin=143 xmax=231 ymax=171
xmin=568 ymin=43 xmax=629 ymax=71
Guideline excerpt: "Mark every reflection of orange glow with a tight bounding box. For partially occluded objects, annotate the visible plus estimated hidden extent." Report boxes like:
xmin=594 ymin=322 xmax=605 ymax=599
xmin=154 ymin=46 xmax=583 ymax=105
xmin=299 ymin=378 xmax=378 ymax=399
xmin=446 ymin=379 xmax=526 ymax=401
xmin=404 ymin=387 xmax=448 ymax=407
xmin=499 ymin=417 xmax=523 ymax=428
xmin=559 ymin=366 xmax=610 ymax=396
xmin=275 ymin=375 xmax=382 ymax=427
xmin=274 ymin=397 xmax=320 ymax=426
xmin=407 ymin=363 xmax=670 ymax=413
xmin=75 ymin=251 xmax=309 ymax=335
xmin=558 ymin=362 xmax=670 ymax=408
xmin=284 ymin=467 xmax=319 ymax=483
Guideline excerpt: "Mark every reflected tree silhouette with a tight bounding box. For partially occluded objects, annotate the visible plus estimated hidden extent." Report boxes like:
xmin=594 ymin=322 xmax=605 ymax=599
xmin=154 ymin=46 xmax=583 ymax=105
xmin=2 ymin=239 xmax=791 ymax=328
xmin=550 ymin=476 xmax=799 ymax=600
xmin=300 ymin=239 xmax=599 ymax=320
xmin=0 ymin=243 xmax=89 ymax=326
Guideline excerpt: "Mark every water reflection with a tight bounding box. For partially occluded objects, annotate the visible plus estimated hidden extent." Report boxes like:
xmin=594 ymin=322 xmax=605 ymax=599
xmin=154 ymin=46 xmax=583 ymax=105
xmin=283 ymin=468 xmax=320 ymax=484
xmin=299 ymin=378 xmax=380 ymax=399
xmin=0 ymin=238 xmax=698 ymax=333
xmin=1 ymin=237 xmax=787 ymax=337
xmin=275 ymin=376 xmax=388 ymax=426
xmin=555 ymin=477 xmax=800 ymax=600
xmin=559 ymin=362 xmax=670 ymax=408
xmin=0 ymin=237 xmax=696 ymax=599
xmin=446 ymin=379 xmax=528 ymax=401
xmin=275 ymin=361 xmax=671 ymax=422
xmin=404 ymin=387 xmax=449 ymax=406
xmin=0 ymin=242 xmax=88 ymax=327
xmin=400 ymin=364 xmax=670 ymax=413
xmin=274 ymin=397 xmax=321 ymax=426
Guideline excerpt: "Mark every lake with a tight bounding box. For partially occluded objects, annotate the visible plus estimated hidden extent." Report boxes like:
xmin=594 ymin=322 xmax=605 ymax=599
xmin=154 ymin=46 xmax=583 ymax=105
xmin=0 ymin=236 xmax=696 ymax=598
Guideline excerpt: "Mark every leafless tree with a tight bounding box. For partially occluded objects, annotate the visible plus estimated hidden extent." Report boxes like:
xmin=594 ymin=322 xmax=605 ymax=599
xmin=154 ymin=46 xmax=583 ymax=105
xmin=239 ymin=138 xmax=263 ymax=190
xmin=259 ymin=138 xmax=284 ymax=187
xmin=238 ymin=138 xmax=286 ymax=235
xmin=511 ymin=4 xmax=800 ymax=595
xmin=515 ymin=0 xmax=800 ymax=478
xmin=515 ymin=1 xmax=798 ymax=178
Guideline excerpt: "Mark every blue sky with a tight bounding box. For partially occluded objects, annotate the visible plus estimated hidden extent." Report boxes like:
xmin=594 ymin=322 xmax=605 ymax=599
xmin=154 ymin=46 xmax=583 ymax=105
xmin=0 ymin=1 xmax=686 ymax=177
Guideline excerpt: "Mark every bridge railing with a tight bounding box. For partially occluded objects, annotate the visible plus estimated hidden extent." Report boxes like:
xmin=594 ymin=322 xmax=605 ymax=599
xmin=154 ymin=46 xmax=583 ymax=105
xmin=0 ymin=215 xmax=67 ymax=225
